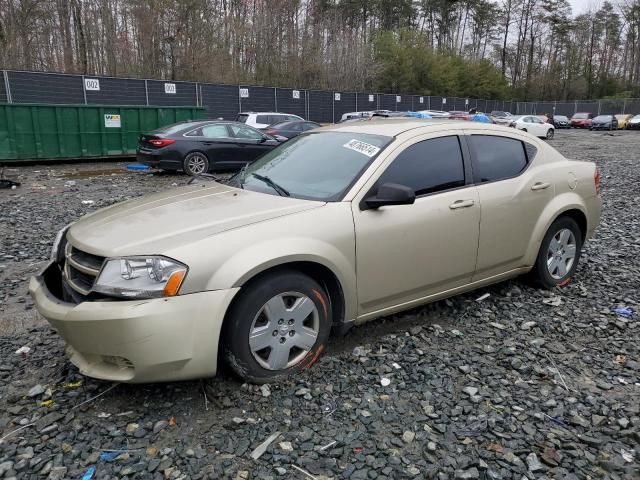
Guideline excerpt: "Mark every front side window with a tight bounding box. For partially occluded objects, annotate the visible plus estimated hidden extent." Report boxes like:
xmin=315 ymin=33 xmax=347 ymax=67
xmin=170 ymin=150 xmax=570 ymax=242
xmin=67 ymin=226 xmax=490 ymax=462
xmin=230 ymin=124 xmax=264 ymax=140
xmin=229 ymin=132 xmax=392 ymax=201
xmin=376 ymin=136 xmax=465 ymax=196
xmin=469 ymin=135 xmax=528 ymax=183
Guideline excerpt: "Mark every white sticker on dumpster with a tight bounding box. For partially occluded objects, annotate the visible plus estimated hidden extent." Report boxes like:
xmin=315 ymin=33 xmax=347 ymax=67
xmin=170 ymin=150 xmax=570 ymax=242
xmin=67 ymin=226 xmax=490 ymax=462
xmin=343 ymin=139 xmax=380 ymax=157
xmin=104 ymin=114 xmax=121 ymax=128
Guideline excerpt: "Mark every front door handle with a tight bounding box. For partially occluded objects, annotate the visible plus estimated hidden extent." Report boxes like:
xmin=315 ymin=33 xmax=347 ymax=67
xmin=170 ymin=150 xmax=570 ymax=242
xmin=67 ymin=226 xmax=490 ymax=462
xmin=449 ymin=199 xmax=475 ymax=210
xmin=531 ymin=182 xmax=551 ymax=191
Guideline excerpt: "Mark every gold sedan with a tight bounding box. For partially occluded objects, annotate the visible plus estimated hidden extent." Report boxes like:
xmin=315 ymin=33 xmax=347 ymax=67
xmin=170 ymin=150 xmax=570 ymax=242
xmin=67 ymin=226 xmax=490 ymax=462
xmin=615 ymin=114 xmax=634 ymax=129
xmin=30 ymin=120 xmax=602 ymax=383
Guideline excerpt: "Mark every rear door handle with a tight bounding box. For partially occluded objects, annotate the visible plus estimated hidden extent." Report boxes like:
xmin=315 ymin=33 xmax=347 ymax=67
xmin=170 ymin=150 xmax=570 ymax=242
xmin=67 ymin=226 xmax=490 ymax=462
xmin=531 ymin=182 xmax=551 ymax=191
xmin=449 ymin=199 xmax=475 ymax=210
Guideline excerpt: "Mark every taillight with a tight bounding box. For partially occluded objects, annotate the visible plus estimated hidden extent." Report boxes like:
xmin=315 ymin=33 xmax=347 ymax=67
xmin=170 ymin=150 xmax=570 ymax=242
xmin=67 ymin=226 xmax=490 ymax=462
xmin=264 ymin=129 xmax=277 ymax=136
xmin=148 ymin=138 xmax=175 ymax=148
xmin=594 ymin=167 xmax=600 ymax=194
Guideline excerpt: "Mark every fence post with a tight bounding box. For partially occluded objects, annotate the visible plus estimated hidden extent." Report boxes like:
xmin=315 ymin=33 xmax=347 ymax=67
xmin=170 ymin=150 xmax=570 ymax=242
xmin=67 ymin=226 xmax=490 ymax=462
xmin=332 ymin=93 xmax=335 ymax=123
xmin=195 ymin=82 xmax=199 ymax=107
xmin=274 ymin=87 xmax=277 ymax=112
xmin=355 ymin=93 xmax=358 ymax=112
xmin=597 ymin=100 xmax=601 ymax=115
xmin=145 ymin=80 xmax=149 ymax=105
xmin=574 ymin=100 xmax=577 ymax=115
xmin=81 ymin=75 xmax=87 ymax=104
xmin=623 ymin=98 xmax=626 ymax=114
xmin=2 ymin=71 xmax=12 ymax=103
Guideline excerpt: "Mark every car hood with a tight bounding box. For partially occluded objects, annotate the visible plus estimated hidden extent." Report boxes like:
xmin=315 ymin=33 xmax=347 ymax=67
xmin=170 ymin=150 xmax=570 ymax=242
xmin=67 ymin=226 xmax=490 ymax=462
xmin=67 ymin=183 xmax=324 ymax=256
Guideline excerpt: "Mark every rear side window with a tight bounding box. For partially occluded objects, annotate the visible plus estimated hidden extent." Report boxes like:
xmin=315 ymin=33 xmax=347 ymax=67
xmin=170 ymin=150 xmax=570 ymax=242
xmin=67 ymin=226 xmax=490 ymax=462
xmin=256 ymin=115 xmax=271 ymax=124
xmin=469 ymin=135 xmax=528 ymax=183
xmin=377 ymin=136 xmax=465 ymax=196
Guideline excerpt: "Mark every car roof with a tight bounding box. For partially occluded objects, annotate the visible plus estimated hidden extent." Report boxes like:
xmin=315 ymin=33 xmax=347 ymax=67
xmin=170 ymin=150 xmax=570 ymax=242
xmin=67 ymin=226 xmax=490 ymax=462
xmin=238 ymin=112 xmax=301 ymax=115
xmin=315 ymin=118 xmax=510 ymax=136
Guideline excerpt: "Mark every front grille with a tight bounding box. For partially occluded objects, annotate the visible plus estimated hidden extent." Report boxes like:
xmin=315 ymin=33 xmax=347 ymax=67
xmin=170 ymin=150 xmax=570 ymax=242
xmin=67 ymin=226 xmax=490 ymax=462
xmin=63 ymin=242 xmax=105 ymax=296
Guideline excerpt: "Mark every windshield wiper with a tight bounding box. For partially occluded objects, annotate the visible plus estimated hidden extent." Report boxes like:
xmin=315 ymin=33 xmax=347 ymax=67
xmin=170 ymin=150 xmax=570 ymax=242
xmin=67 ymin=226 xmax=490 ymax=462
xmin=250 ymin=173 xmax=290 ymax=197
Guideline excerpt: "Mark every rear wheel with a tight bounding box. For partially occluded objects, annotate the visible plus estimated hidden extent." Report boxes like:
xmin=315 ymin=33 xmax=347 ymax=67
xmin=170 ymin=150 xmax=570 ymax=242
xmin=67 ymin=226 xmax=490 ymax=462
xmin=530 ymin=217 xmax=582 ymax=289
xmin=183 ymin=152 xmax=209 ymax=176
xmin=546 ymin=129 xmax=554 ymax=140
xmin=222 ymin=270 xmax=331 ymax=383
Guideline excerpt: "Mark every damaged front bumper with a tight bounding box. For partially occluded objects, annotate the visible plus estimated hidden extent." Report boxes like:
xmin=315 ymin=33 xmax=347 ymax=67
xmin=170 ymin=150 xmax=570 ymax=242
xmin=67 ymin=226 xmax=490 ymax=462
xmin=29 ymin=262 xmax=239 ymax=383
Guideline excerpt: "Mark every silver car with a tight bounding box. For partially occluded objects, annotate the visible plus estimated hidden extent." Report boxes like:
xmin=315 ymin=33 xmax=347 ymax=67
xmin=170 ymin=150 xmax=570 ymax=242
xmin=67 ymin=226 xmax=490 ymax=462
xmin=31 ymin=120 xmax=601 ymax=383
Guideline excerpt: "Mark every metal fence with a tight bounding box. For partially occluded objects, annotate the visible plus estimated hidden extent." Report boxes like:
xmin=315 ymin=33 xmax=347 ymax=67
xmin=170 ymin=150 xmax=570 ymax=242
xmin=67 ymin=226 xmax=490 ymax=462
xmin=2 ymin=70 xmax=639 ymax=123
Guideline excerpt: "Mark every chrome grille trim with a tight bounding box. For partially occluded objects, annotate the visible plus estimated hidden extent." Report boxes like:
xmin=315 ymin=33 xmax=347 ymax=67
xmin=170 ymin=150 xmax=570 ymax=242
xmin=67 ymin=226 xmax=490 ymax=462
xmin=63 ymin=241 xmax=105 ymax=296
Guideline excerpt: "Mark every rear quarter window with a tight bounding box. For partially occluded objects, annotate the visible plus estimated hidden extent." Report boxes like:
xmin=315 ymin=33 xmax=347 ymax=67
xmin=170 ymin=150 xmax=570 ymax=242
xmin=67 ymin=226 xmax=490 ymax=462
xmin=469 ymin=135 xmax=530 ymax=183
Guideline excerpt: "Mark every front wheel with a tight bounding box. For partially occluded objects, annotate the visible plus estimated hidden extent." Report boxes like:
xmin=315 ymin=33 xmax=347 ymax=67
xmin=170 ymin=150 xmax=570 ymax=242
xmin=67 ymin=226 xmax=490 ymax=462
xmin=183 ymin=152 xmax=210 ymax=176
xmin=546 ymin=129 xmax=554 ymax=140
xmin=530 ymin=217 xmax=582 ymax=288
xmin=222 ymin=271 xmax=331 ymax=383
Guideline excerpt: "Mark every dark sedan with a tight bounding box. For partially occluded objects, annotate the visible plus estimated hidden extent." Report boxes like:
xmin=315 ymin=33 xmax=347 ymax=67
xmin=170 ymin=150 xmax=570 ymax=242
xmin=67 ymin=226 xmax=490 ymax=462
xmin=137 ymin=121 xmax=280 ymax=175
xmin=590 ymin=115 xmax=618 ymax=130
xmin=552 ymin=115 xmax=570 ymax=128
xmin=263 ymin=120 xmax=321 ymax=140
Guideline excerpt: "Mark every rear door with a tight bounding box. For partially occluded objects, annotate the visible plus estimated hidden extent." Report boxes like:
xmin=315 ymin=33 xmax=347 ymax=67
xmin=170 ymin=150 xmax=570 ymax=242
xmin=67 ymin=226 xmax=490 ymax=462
xmin=183 ymin=123 xmax=238 ymax=164
xmin=466 ymin=133 xmax=554 ymax=280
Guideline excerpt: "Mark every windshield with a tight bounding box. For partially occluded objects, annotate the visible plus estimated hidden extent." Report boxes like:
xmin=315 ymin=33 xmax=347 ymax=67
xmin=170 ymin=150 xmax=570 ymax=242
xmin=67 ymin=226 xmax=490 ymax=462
xmin=594 ymin=115 xmax=611 ymax=121
xmin=554 ymin=116 xmax=568 ymax=121
xmin=572 ymin=113 xmax=589 ymax=119
xmin=633 ymin=115 xmax=640 ymax=120
xmin=229 ymin=131 xmax=392 ymax=201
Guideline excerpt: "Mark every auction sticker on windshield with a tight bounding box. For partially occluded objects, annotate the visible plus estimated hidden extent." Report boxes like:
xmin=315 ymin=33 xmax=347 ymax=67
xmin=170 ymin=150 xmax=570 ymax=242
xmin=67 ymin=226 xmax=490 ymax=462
xmin=343 ymin=139 xmax=381 ymax=157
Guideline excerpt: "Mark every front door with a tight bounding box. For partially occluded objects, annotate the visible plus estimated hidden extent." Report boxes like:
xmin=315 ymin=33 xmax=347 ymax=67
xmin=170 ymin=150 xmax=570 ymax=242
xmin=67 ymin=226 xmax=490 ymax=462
xmin=228 ymin=124 xmax=275 ymax=165
xmin=352 ymin=135 xmax=480 ymax=317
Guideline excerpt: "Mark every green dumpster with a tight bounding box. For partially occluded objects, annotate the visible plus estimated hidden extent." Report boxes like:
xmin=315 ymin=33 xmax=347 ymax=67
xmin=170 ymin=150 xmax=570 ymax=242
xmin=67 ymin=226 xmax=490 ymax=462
xmin=0 ymin=104 xmax=206 ymax=163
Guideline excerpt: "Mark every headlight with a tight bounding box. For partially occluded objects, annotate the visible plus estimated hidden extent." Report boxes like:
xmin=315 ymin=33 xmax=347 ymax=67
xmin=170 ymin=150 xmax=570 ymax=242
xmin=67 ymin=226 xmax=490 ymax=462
xmin=51 ymin=224 xmax=73 ymax=262
xmin=93 ymin=256 xmax=187 ymax=299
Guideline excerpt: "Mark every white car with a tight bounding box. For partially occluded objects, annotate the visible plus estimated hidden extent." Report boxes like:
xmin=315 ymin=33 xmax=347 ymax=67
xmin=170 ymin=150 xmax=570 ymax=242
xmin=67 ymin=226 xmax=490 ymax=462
xmin=510 ymin=115 xmax=555 ymax=139
xmin=236 ymin=112 xmax=304 ymax=130
xmin=628 ymin=114 xmax=640 ymax=130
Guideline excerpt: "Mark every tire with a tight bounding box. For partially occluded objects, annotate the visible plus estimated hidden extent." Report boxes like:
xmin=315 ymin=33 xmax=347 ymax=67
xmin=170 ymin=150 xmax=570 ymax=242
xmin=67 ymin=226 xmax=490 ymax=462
xmin=183 ymin=152 xmax=209 ymax=176
xmin=546 ymin=129 xmax=554 ymax=140
xmin=530 ymin=216 xmax=583 ymax=289
xmin=222 ymin=270 xmax=331 ymax=383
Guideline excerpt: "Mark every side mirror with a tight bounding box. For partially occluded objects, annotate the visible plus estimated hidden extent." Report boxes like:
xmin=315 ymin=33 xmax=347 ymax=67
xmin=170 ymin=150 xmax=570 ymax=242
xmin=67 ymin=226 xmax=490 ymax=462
xmin=364 ymin=183 xmax=415 ymax=210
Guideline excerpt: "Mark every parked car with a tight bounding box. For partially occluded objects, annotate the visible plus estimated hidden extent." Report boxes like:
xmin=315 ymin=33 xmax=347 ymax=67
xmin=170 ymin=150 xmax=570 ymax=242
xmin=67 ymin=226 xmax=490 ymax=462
xmin=417 ymin=110 xmax=450 ymax=118
xmin=509 ymin=115 xmax=555 ymax=139
xmin=628 ymin=114 xmax=640 ymax=130
xmin=137 ymin=120 xmax=280 ymax=175
xmin=263 ymin=120 xmax=321 ymax=140
xmin=490 ymin=111 xmax=514 ymax=125
xmin=615 ymin=114 xmax=634 ymax=129
xmin=570 ymin=112 xmax=594 ymax=128
xmin=449 ymin=111 xmax=472 ymax=121
xmin=339 ymin=111 xmax=391 ymax=122
xmin=236 ymin=112 xmax=304 ymax=130
xmin=552 ymin=115 xmax=570 ymax=128
xmin=590 ymin=115 xmax=618 ymax=130
xmin=32 ymin=120 xmax=600 ymax=384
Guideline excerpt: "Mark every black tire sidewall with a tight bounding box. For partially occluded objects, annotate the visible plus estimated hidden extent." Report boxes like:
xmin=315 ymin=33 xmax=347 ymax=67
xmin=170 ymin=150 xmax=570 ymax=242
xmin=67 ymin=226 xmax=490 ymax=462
xmin=222 ymin=271 xmax=331 ymax=383
xmin=532 ymin=217 xmax=583 ymax=288
xmin=183 ymin=152 xmax=210 ymax=176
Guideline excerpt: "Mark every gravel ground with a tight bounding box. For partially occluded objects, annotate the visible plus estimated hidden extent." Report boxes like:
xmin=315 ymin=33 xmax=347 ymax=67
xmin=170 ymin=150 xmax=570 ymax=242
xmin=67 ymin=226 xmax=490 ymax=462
xmin=1 ymin=130 xmax=639 ymax=479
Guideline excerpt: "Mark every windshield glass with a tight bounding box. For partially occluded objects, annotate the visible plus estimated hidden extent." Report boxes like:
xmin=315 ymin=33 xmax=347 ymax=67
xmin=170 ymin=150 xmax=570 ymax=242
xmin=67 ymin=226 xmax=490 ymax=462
xmin=573 ymin=113 xmax=588 ymax=119
xmin=229 ymin=132 xmax=392 ymax=201
xmin=594 ymin=115 xmax=611 ymax=121
xmin=554 ymin=116 xmax=568 ymax=121
xmin=633 ymin=115 xmax=640 ymax=120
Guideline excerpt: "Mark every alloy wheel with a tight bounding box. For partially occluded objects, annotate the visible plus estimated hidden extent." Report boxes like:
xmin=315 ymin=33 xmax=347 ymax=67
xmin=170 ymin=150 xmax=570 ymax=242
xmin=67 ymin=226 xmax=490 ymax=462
xmin=546 ymin=228 xmax=577 ymax=280
xmin=248 ymin=292 xmax=319 ymax=370
xmin=187 ymin=154 xmax=208 ymax=174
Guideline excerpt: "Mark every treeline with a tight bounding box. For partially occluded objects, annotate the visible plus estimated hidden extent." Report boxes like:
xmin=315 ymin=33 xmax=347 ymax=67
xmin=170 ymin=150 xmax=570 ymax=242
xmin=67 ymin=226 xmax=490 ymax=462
xmin=1 ymin=0 xmax=639 ymax=101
